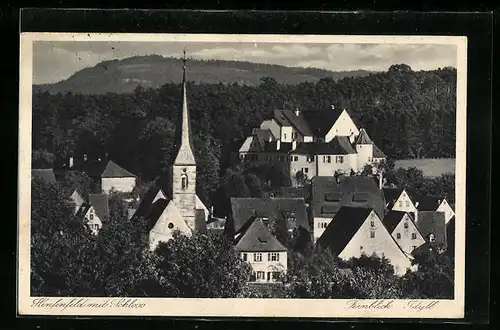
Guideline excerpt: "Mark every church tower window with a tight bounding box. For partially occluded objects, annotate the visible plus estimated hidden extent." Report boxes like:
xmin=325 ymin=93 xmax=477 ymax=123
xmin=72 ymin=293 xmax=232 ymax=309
xmin=181 ymin=168 xmax=188 ymax=189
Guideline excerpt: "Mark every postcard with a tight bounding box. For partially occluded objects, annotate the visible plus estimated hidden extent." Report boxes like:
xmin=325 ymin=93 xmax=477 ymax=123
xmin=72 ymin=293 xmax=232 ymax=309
xmin=18 ymin=32 xmax=467 ymax=318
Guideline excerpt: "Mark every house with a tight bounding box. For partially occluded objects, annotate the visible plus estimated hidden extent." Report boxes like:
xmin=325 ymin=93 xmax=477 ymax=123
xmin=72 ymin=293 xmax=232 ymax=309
xmin=383 ymin=188 xmax=418 ymax=216
xmin=32 ymin=169 xmax=57 ymax=185
xmin=100 ymin=160 xmax=137 ymax=194
xmin=132 ymin=55 xmax=210 ymax=251
xmin=316 ymin=206 xmax=413 ymax=276
xmin=227 ymin=197 xmax=311 ymax=252
xmin=383 ymin=210 xmax=426 ymax=255
xmin=235 ymin=216 xmax=288 ymax=283
xmin=240 ymin=107 xmax=385 ymax=186
xmin=75 ymin=193 xmax=109 ymax=235
xmin=69 ymin=189 xmax=85 ymax=215
xmin=310 ymin=176 xmax=385 ymax=242
xmin=414 ymin=211 xmax=447 ymax=253
xmin=415 ymin=195 xmax=455 ymax=224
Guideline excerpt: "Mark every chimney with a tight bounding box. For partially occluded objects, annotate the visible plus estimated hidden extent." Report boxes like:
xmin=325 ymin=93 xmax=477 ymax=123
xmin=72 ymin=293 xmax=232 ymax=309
xmin=295 ymin=108 xmax=300 ymax=116
xmin=378 ymin=173 xmax=383 ymax=190
xmin=331 ymin=104 xmax=335 ymax=110
xmin=268 ymin=136 xmax=273 ymax=142
xmin=276 ymin=139 xmax=281 ymax=150
xmin=69 ymin=156 xmax=74 ymax=169
xmin=292 ymin=140 xmax=297 ymax=150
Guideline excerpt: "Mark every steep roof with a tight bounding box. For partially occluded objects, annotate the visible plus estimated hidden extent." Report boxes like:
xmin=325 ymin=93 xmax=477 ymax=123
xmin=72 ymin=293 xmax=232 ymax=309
xmin=291 ymin=136 xmax=356 ymax=155
xmin=372 ymin=143 xmax=386 ymax=158
xmin=316 ymin=206 xmax=373 ymax=255
xmin=354 ymin=128 xmax=373 ymax=145
xmin=274 ymin=109 xmax=314 ymax=136
xmin=415 ymin=211 xmax=447 ymax=249
xmin=252 ymin=128 xmax=275 ymax=144
xmin=32 ymin=169 xmax=57 ymax=184
xmin=229 ymin=197 xmax=309 ymax=235
xmin=382 ymin=188 xmax=403 ymax=205
xmin=101 ymin=160 xmax=136 ymax=178
xmin=383 ymin=210 xmax=408 ymax=234
xmin=301 ymin=108 xmax=344 ymax=138
xmin=88 ymin=193 xmax=110 ymax=221
xmin=263 ymin=141 xmax=293 ymax=153
xmin=311 ymin=176 xmax=385 ymax=219
xmin=235 ymin=217 xmax=287 ymax=252
xmin=415 ymin=195 xmax=443 ymax=211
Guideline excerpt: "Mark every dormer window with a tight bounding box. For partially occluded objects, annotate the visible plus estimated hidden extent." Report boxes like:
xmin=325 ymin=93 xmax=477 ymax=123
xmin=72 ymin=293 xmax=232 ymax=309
xmin=429 ymin=233 xmax=436 ymax=243
xmin=89 ymin=214 xmax=94 ymax=221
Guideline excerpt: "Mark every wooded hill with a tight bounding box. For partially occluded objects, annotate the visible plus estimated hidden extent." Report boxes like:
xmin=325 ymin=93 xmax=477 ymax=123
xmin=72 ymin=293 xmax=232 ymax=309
xmin=32 ymin=64 xmax=456 ymax=206
xmin=33 ymin=55 xmax=371 ymax=94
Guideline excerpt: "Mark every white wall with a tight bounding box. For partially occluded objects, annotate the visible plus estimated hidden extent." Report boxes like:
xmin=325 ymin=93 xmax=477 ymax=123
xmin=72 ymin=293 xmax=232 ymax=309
xmin=289 ymin=154 xmax=317 ymax=186
xmin=437 ymin=199 xmax=455 ymax=224
xmin=325 ymin=110 xmax=360 ymax=142
xmin=304 ymin=136 xmax=314 ymax=143
xmin=317 ymin=153 xmax=357 ymax=176
xmin=83 ymin=206 xmax=102 ymax=236
xmin=356 ymin=144 xmax=373 ymax=171
xmin=149 ymin=201 xmax=192 ymax=251
xmin=241 ymin=251 xmax=288 ymax=283
xmin=391 ymin=190 xmax=418 ymax=214
xmin=313 ymin=217 xmax=333 ymax=242
xmin=281 ymin=126 xmax=293 ymax=142
xmin=339 ymin=210 xmax=412 ymax=276
xmin=390 ymin=213 xmax=426 ymax=255
xmin=102 ymin=177 xmax=136 ymax=194
xmin=260 ymin=119 xmax=281 ymax=141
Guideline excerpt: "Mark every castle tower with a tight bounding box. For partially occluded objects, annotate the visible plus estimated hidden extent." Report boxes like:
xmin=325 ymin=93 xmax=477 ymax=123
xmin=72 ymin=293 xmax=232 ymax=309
xmin=171 ymin=50 xmax=197 ymax=231
xmin=354 ymin=128 xmax=374 ymax=172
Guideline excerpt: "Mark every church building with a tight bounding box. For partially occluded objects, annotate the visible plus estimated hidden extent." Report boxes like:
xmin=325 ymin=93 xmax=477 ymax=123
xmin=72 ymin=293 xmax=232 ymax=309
xmin=131 ymin=52 xmax=210 ymax=251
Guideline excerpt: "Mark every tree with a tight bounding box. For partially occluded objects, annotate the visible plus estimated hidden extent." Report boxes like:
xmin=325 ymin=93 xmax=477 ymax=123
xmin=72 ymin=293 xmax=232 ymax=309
xmin=361 ymin=163 xmax=374 ymax=176
xmin=32 ymin=149 xmax=55 ymax=169
xmin=154 ymin=231 xmax=253 ymax=298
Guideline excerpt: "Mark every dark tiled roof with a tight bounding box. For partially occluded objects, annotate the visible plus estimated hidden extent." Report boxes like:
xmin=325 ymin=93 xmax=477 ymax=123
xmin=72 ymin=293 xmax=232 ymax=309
xmin=32 ymin=169 xmax=57 ymax=184
xmin=263 ymin=141 xmax=293 ymax=153
xmin=383 ymin=210 xmax=407 ymax=234
xmin=229 ymin=197 xmax=309 ymax=235
xmin=195 ymin=209 xmax=207 ymax=233
xmin=88 ymin=193 xmax=110 ymax=222
xmin=101 ymin=160 xmax=136 ymax=178
xmin=291 ymin=136 xmax=356 ymax=155
xmin=372 ymin=143 xmax=386 ymax=158
xmin=145 ymin=198 xmax=169 ymax=231
xmin=354 ymin=128 xmax=373 ymax=145
xmin=415 ymin=195 xmax=442 ymax=211
xmin=235 ymin=217 xmax=287 ymax=252
xmin=301 ymin=108 xmax=344 ymax=138
xmin=131 ymin=179 xmax=168 ymax=221
xmin=415 ymin=211 xmax=447 ymax=249
xmin=382 ymin=188 xmax=403 ymax=205
xmin=274 ymin=109 xmax=314 ymax=136
xmin=75 ymin=204 xmax=91 ymax=219
xmin=311 ymin=176 xmax=385 ymax=219
xmin=316 ymin=206 xmax=373 ymax=255
xmin=269 ymin=186 xmax=311 ymax=201
xmin=252 ymin=128 xmax=275 ymax=145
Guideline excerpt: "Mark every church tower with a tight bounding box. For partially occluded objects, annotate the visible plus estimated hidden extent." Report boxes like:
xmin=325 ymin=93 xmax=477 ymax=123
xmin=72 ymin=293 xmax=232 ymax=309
xmin=171 ymin=50 xmax=197 ymax=231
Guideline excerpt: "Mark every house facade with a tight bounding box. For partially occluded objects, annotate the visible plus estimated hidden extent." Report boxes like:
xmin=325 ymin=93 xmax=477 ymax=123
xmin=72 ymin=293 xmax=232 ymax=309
xmin=316 ymin=206 xmax=413 ymax=276
xmin=383 ymin=210 xmax=426 ymax=255
xmin=74 ymin=193 xmax=109 ymax=235
xmin=100 ymin=160 xmax=137 ymax=194
xmin=239 ymin=108 xmax=385 ymax=186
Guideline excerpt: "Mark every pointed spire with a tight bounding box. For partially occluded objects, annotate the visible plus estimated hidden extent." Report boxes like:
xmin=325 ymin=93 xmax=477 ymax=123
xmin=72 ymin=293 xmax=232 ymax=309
xmin=174 ymin=49 xmax=196 ymax=165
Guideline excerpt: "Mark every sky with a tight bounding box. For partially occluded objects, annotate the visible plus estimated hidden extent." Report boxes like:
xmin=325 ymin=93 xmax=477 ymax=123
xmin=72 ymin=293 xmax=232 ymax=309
xmin=33 ymin=41 xmax=457 ymax=84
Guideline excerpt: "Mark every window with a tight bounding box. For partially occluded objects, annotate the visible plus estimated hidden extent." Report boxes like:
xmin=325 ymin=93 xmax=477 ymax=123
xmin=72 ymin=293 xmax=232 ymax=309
xmin=89 ymin=214 xmax=94 ymax=221
xmin=398 ymin=201 xmax=403 ymax=207
xmin=267 ymin=156 xmax=272 ymax=162
xmin=256 ymin=271 xmax=265 ymax=280
xmin=396 ymin=233 xmax=401 ymax=239
xmin=168 ymin=222 xmax=174 ymax=229
xmin=272 ymin=272 xmax=280 ymax=280
xmin=370 ymin=231 xmax=375 ymax=238
xmin=429 ymin=234 xmax=436 ymax=243
xmin=336 ymin=156 xmax=344 ymax=163
xmin=284 ymin=134 xmax=287 ymax=139
xmin=307 ymin=156 xmax=314 ymax=162
xmin=411 ymin=233 xmax=417 ymax=239
xmin=404 ymin=222 xmax=409 ymax=229
xmin=254 ymin=253 xmax=263 ymax=262
xmin=269 ymin=252 xmax=279 ymax=261
xmin=370 ymin=220 xmax=375 ymax=227
xmin=327 ymin=156 xmax=331 ymax=163
xmin=304 ymin=167 xmax=309 ymax=174
xmin=181 ymin=173 xmax=188 ymax=189
xmin=294 ymin=156 xmax=298 ymax=161
xmin=405 ymin=201 xmax=410 ymax=207
xmin=242 ymin=253 xmax=247 ymax=261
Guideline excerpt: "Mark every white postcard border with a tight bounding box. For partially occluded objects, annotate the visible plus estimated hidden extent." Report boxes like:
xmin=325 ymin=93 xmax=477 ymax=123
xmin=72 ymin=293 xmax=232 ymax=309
xmin=18 ymin=33 xmax=467 ymax=318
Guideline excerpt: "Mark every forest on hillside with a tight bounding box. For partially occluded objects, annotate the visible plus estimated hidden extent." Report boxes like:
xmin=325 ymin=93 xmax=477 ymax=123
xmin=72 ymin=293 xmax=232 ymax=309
xmin=32 ymin=64 xmax=457 ymax=207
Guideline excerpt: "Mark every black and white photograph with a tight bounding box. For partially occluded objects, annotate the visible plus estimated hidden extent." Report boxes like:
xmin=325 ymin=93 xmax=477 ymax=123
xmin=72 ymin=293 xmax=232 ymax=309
xmin=18 ymin=32 xmax=467 ymax=318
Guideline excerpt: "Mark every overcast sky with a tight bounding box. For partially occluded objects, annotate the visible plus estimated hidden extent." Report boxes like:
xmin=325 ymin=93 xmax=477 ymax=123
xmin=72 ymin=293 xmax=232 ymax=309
xmin=33 ymin=41 xmax=457 ymax=84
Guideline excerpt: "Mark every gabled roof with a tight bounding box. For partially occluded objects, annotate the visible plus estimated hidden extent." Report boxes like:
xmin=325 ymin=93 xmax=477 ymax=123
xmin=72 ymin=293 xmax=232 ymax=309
xmin=101 ymin=160 xmax=136 ymax=178
xmin=311 ymin=176 xmax=385 ymax=219
xmin=383 ymin=210 xmax=408 ymax=234
xmin=274 ymin=109 xmax=314 ymax=136
xmin=372 ymin=143 xmax=386 ymax=158
xmin=382 ymin=188 xmax=403 ymax=204
xmin=415 ymin=211 xmax=447 ymax=249
xmin=229 ymin=197 xmax=309 ymax=235
xmin=291 ymin=136 xmax=356 ymax=155
xmin=415 ymin=195 xmax=443 ymax=211
xmin=235 ymin=217 xmax=287 ymax=252
xmin=131 ymin=179 xmax=167 ymax=221
xmin=88 ymin=193 xmax=110 ymax=221
xmin=354 ymin=128 xmax=373 ymax=145
xmin=316 ymin=206 xmax=373 ymax=255
xmin=252 ymin=128 xmax=275 ymax=145
xmin=301 ymin=108 xmax=345 ymax=138
xmin=32 ymin=169 xmax=57 ymax=184
xmin=75 ymin=204 xmax=91 ymax=219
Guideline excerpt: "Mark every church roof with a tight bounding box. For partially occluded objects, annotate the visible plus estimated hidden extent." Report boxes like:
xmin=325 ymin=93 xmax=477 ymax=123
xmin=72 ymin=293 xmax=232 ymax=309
xmin=235 ymin=217 xmax=287 ymax=252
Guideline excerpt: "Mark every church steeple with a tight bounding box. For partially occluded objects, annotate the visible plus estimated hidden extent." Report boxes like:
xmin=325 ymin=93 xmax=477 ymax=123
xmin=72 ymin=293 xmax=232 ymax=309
xmin=173 ymin=49 xmax=196 ymax=165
